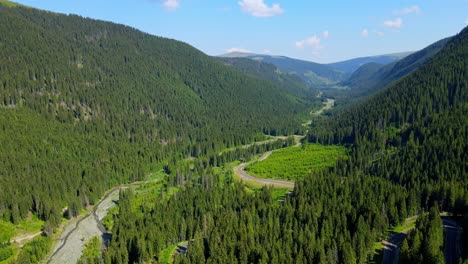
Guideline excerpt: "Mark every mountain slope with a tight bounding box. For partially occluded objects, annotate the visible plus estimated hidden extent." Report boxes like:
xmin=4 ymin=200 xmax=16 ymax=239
xmin=220 ymin=53 xmax=348 ymax=88
xmin=344 ymin=37 xmax=451 ymax=96
xmin=340 ymin=62 xmax=384 ymax=88
xmin=309 ymin=26 xmax=468 ymax=214
xmin=311 ymin=28 xmax=466 ymax=144
xmin=0 ymin=3 xmax=306 ymax=224
xmin=218 ymin=57 xmax=317 ymax=98
xmin=327 ymin=52 xmax=412 ymax=73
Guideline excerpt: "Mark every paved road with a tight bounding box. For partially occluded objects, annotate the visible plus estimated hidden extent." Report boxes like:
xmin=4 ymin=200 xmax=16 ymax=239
xmin=443 ymin=218 xmax=463 ymax=264
xmin=234 ymin=162 xmax=294 ymax=188
xmin=233 ymin=135 xmax=305 ymax=189
xmin=381 ymin=229 xmax=412 ymax=264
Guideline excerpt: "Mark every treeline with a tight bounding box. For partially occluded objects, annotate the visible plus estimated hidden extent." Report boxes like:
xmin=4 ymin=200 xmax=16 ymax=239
xmin=0 ymin=3 xmax=307 ymax=226
xmin=165 ymin=137 xmax=296 ymax=187
xmin=106 ymin=170 xmax=410 ymax=263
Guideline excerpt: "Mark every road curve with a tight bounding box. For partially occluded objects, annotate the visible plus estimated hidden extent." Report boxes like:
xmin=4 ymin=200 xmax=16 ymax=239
xmin=443 ymin=218 xmax=462 ymax=264
xmin=381 ymin=229 xmax=412 ymax=264
xmin=234 ymin=162 xmax=294 ymax=189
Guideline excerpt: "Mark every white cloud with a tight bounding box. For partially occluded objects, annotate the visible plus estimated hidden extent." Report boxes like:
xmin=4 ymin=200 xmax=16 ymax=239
xmin=163 ymin=0 xmax=179 ymax=10
xmin=295 ymin=40 xmax=305 ymax=49
xmin=263 ymin=49 xmax=271 ymax=53
xmin=465 ymin=18 xmax=468 ymax=25
xmin=361 ymin=29 xmax=369 ymax=37
xmin=395 ymin=5 xmax=421 ymax=15
xmin=376 ymin=31 xmax=384 ymax=37
xmin=226 ymin=47 xmax=251 ymax=53
xmin=295 ymin=35 xmax=322 ymax=55
xmin=295 ymin=35 xmax=321 ymax=49
xmin=323 ymin=31 xmax=329 ymax=39
xmin=238 ymin=0 xmax=284 ymax=17
xmin=384 ymin=17 xmax=403 ymax=28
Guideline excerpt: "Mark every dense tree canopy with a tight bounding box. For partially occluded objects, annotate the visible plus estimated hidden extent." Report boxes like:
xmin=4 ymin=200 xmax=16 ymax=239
xmin=0 ymin=2 xmax=467 ymax=264
xmin=0 ymin=3 xmax=307 ymax=226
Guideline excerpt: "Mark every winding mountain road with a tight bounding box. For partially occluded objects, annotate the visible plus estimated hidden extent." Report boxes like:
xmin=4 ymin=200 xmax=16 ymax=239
xmin=381 ymin=217 xmax=463 ymax=264
xmin=233 ymin=135 xmax=306 ymax=189
xmin=234 ymin=152 xmax=294 ymax=189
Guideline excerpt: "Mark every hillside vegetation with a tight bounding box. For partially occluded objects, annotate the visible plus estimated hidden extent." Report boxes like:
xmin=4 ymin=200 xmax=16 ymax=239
xmin=218 ymin=57 xmax=316 ymax=98
xmin=220 ymin=53 xmax=349 ymax=89
xmin=0 ymin=2 xmax=307 ymax=226
xmin=245 ymin=144 xmax=347 ymax=181
xmin=309 ymin=26 xmax=468 ymax=214
xmin=327 ymin=52 xmax=411 ymax=73
xmin=343 ymin=37 xmax=451 ymax=96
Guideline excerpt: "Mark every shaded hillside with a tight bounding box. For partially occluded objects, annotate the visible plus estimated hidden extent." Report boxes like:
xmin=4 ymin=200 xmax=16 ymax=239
xmin=218 ymin=57 xmax=317 ymax=98
xmin=344 ymin=37 xmax=451 ymax=96
xmin=0 ymin=3 xmax=307 ymax=224
xmin=327 ymin=52 xmax=411 ymax=73
xmin=220 ymin=53 xmax=348 ymax=89
xmin=340 ymin=62 xmax=384 ymax=88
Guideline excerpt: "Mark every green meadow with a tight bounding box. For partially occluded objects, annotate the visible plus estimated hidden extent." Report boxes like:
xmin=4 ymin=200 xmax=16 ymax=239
xmin=245 ymin=144 xmax=347 ymax=181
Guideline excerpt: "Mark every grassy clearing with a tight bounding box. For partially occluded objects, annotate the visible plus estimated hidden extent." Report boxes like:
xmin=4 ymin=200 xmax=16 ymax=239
xmin=145 ymin=167 xmax=167 ymax=182
xmin=0 ymin=212 xmax=45 ymax=263
xmin=270 ymin=188 xmax=292 ymax=203
xmin=159 ymin=243 xmax=179 ymax=264
xmin=245 ymin=144 xmax=347 ymax=181
xmin=0 ymin=214 xmax=44 ymax=242
xmin=391 ymin=217 xmax=416 ymax=233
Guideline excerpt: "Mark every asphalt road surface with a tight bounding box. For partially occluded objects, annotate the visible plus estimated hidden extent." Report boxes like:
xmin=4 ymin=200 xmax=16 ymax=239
xmin=381 ymin=229 xmax=412 ymax=264
xmin=443 ymin=218 xmax=463 ymax=264
xmin=234 ymin=161 xmax=294 ymax=188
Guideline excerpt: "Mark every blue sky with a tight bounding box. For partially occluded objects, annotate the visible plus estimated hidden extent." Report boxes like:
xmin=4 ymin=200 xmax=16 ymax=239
xmin=12 ymin=0 xmax=468 ymax=63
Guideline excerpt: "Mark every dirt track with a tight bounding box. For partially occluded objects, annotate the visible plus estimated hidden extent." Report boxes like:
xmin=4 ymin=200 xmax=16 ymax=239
xmin=10 ymin=232 xmax=43 ymax=247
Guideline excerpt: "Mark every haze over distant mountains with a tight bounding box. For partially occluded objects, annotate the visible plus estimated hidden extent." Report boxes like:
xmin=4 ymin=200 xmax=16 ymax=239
xmin=218 ymin=51 xmax=413 ymax=89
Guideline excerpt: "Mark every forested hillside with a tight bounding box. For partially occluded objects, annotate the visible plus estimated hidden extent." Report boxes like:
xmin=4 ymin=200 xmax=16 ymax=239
xmin=327 ymin=51 xmax=411 ymax=73
xmin=220 ymin=53 xmax=348 ymax=89
xmin=105 ymin=26 xmax=467 ymax=264
xmin=1 ymin=1 xmax=467 ymax=263
xmin=218 ymin=57 xmax=316 ymax=98
xmin=340 ymin=62 xmax=384 ymax=88
xmin=343 ymin=37 xmax=451 ymax=96
xmin=0 ymin=3 xmax=307 ymax=226
xmin=309 ymin=26 xmax=468 ymax=214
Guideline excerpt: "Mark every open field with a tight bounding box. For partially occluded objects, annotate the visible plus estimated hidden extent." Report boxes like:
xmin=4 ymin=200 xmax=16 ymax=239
xmin=244 ymin=144 xmax=347 ymax=181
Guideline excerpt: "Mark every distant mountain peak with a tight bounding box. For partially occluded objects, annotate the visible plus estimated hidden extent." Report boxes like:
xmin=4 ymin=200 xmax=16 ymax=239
xmin=219 ymin=52 xmax=256 ymax=58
